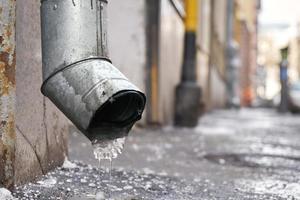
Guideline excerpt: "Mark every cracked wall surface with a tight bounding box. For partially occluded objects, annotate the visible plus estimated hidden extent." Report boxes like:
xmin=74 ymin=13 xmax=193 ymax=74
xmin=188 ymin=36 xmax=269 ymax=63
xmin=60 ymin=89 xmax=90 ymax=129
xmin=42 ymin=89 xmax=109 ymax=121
xmin=0 ymin=0 xmax=16 ymax=189
xmin=14 ymin=0 xmax=68 ymax=185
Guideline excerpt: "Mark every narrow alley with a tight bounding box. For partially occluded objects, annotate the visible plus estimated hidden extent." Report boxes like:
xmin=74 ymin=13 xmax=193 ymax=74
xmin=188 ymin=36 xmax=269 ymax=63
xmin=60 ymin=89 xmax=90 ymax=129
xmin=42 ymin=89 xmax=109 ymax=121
xmin=2 ymin=0 xmax=300 ymax=199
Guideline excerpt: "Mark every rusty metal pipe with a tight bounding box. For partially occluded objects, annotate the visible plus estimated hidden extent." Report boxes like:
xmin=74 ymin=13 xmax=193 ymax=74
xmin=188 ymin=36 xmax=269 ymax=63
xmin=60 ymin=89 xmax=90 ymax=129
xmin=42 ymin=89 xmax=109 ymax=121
xmin=40 ymin=0 xmax=146 ymax=142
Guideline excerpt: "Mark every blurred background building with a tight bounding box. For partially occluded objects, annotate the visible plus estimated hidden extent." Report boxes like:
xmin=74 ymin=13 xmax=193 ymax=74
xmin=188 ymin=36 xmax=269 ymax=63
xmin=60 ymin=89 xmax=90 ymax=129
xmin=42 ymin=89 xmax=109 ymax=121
xmin=257 ymin=0 xmax=300 ymax=104
xmin=110 ymin=0 xmax=300 ymax=125
xmin=108 ymin=0 xmax=260 ymax=125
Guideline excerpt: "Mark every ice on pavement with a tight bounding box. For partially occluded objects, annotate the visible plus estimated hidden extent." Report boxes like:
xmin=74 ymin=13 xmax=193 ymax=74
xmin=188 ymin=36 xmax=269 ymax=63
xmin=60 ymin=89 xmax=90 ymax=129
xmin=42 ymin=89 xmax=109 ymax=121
xmin=62 ymin=157 xmax=77 ymax=169
xmin=37 ymin=177 xmax=57 ymax=188
xmin=236 ymin=179 xmax=300 ymax=199
xmin=195 ymin=125 xmax=236 ymax=135
xmin=0 ymin=188 xmax=16 ymax=200
xmin=95 ymin=191 xmax=105 ymax=200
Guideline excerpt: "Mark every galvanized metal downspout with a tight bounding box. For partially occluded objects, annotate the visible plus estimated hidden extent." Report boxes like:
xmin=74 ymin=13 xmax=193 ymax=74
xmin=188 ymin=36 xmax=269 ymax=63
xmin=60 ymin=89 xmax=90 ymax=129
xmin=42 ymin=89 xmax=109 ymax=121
xmin=40 ymin=0 xmax=146 ymax=142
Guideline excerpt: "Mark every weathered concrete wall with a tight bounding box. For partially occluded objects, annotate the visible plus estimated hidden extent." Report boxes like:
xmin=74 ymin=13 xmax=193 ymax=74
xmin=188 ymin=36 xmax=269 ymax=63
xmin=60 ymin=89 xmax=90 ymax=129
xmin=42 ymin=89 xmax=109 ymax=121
xmin=0 ymin=0 xmax=16 ymax=189
xmin=208 ymin=0 xmax=227 ymax=109
xmin=197 ymin=0 xmax=210 ymax=93
xmin=197 ymin=0 xmax=211 ymax=108
xmin=157 ymin=0 xmax=228 ymax=121
xmin=14 ymin=0 xmax=68 ymax=185
xmin=158 ymin=0 xmax=184 ymax=124
xmin=107 ymin=0 xmax=147 ymax=124
xmin=199 ymin=0 xmax=227 ymax=110
xmin=107 ymin=0 xmax=146 ymax=94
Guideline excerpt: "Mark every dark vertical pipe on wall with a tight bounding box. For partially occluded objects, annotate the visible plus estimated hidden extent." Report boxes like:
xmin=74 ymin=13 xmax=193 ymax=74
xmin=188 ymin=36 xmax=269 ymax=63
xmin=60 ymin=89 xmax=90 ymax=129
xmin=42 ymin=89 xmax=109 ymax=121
xmin=206 ymin=0 xmax=215 ymax=110
xmin=174 ymin=0 xmax=202 ymax=127
xmin=226 ymin=0 xmax=234 ymax=45
xmin=146 ymin=0 xmax=160 ymax=124
xmin=225 ymin=0 xmax=240 ymax=107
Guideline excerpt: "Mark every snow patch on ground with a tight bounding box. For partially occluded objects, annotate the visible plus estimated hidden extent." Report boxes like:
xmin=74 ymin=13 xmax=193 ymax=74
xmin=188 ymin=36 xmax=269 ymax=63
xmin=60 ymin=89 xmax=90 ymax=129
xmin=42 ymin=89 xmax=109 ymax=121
xmin=62 ymin=157 xmax=77 ymax=169
xmin=142 ymin=168 xmax=155 ymax=174
xmin=195 ymin=126 xmax=236 ymax=135
xmin=95 ymin=191 xmax=105 ymax=200
xmin=0 ymin=188 xmax=16 ymax=200
xmin=236 ymin=179 xmax=300 ymax=199
xmin=37 ymin=177 xmax=57 ymax=188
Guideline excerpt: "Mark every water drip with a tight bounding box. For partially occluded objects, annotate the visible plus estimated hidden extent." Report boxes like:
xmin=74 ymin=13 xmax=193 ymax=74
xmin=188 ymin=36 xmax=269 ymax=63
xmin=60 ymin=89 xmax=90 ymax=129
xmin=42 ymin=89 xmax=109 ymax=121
xmin=93 ymin=137 xmax=126 ymax=161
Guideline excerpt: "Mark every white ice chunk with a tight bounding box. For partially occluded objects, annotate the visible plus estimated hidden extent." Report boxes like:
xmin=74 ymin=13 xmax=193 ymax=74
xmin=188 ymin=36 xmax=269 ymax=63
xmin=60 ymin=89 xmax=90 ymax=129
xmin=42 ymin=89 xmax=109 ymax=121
xmin=95 ymin=191 xmax=105 ymax=200
xmin=62 ymin=158 xmax=77 ymax=169
xmin=0 ymin=188 xmax=16 ymax=200
xmin=37 ymin=177 xmax=57 ymax=188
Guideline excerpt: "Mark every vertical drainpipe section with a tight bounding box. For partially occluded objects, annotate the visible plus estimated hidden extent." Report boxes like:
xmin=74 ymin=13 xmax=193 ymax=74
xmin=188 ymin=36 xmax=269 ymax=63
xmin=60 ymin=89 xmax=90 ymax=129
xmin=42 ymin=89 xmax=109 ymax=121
xmin=174 ymin=0 xmax=201 ymax=127
xmin=206 ymin=0 xmax=215 ymax=111
xmin=41 ymin=0 xmax=146 ymax=142
xmin=146 ymin=0 xmax=160 ymax=124
xmin=225 ymin=0 xmax=240 ymax=108
xmin=0 ymin=0 xmax=16 ymax=189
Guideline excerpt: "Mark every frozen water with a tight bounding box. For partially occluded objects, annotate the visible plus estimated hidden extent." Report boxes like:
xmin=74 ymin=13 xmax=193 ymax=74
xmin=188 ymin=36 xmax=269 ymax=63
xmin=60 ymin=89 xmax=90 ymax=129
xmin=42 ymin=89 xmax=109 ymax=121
xmin=0 ymin=188 xmax=16 ymax=200
xmin=80 ymin=178 xmax=87 ymax=183
xmin=195 ymin=125 xmax=236 ymax=135
xmin=37 ymin=177 xmax=57 ymax=188
xmin=93 ymin=137 xmax=126 ymax=162
xmin=142 ymin=168 xmax=155 ymax=174
xmin=62 ymin=157 xmax=77 ymax=169
xmin=123 ymin=185 xmax=133 ymax=190
xmin=236 ymin=179 xmax=300 ymax=199
xmin=88 ymin=183 xmax=96 ymax=187
xmin=95 ymin=191 xmax=105 ymax=200
xmin=93 ymin=137 xmax=126 ymax=180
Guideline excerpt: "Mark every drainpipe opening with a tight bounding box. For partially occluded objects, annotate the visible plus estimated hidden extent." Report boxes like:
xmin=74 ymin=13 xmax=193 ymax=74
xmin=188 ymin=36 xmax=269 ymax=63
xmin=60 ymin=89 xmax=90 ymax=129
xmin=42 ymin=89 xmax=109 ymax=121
xmin=89 ymin=91 xmax=145 ymax=128
xmin=87 ymin=90 xmax=146 ymax=141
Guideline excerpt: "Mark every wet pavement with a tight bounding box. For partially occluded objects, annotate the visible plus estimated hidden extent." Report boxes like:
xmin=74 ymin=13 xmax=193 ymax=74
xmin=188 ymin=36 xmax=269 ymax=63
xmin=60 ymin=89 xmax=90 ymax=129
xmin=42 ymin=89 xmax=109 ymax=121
xmin=14 ymin=108 xmax=300 ymax=199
